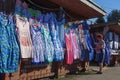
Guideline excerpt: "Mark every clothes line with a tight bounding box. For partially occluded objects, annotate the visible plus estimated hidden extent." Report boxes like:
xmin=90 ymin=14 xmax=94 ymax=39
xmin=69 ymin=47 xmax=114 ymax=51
xmin=26 ymin=0 xmax=75 ymax=20
xmin=27 ymin=0 xmax=58 ymax=11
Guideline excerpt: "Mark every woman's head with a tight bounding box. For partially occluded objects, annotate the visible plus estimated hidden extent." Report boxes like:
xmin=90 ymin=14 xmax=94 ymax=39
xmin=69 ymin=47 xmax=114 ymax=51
xmin=96 ymin=33 xmax=103 ymax=40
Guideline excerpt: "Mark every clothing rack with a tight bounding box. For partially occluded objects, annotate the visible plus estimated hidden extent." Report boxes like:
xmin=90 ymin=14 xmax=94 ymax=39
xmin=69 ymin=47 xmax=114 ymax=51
xmin=27 ymin=0 xmax=58 ymax=11
xmin=25 ymin=0 xmax=75 ymax=21
xmin=0 ymin=1 xmax=93 ymax=80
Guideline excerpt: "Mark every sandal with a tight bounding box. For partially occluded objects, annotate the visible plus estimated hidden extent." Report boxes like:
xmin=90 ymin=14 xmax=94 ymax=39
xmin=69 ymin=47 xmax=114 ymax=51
xmin=80 ymin=68 xmax=86 ymax=72
xmin=96 ymin=71 xmax=103 ymax=74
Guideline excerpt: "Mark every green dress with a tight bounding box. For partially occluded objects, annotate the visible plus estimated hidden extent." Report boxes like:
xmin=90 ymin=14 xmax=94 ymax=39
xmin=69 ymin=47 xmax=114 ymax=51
xmin=41 ymin=24 xmax=54 ymax=63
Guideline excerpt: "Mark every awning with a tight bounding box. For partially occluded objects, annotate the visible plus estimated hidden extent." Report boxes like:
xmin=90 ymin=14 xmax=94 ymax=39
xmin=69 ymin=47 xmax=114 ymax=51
xmin=90 ymin=22 xmax=120 ymax=35
xmin=27 ymin=0 xmax=106 ymax=20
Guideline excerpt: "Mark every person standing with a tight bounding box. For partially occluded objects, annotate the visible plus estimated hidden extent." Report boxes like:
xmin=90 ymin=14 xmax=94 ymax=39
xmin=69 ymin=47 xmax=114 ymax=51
xmin=95 ymin=33 xmax=105 ymax=74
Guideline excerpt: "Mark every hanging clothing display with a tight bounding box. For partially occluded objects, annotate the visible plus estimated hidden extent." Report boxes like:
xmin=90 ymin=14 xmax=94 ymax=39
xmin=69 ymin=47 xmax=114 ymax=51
xmin=83 ymin=23 xmax=94 ymax=61
xmin=41 ymin=24 xmax=54 ymax=63
xmin=30 ymin=18 xmax=45 ymax=64
xmin=15 ymin=0 xmax=33 ymax=58
xmin=70 ymin=30 xmax=79 ymax=59
xmin=41 ymin=13 xmax=54 ymax=63
xmin=27 ymin=7 xmax=47 ymax=63
xmin=0 ymin=13 xmax=20 ymax=73
xmin=104 ymin=40 xmax=110 ymax=64
xmin=114 ymin=33 xmax=119 ymax=49
xmin=64 ymin=22 xmax=94 ymax=64
xmin=14 ymin=0 xmax=65 ymax=63
xmin=77 ymin=24 xmax=85 ymax=60
xmin=15 ymin=14 xmax=33 ymax=58
xmin=109 ymin=32 xmax=119 ymax=54
xmin=0 ymin=0 xmax=105 ymax=73
xmin=65 ymin=33 xmax=74 ymax=64
xmin=109 ymin=32 xmax=113 ymax=41
xmin=76 ymin=23 xmax=94 ymax=61
xmin=15 ymin=0 xmax=22 ymax=15
xmin=103 ymin=26 xmax=109 ymax=36
xmin=75 ymin=28 xmax=82 ymax=59
xmin=104 ymin=33 xmax=110 ymax=64
xmin=77 ymin=24 xmax=87 ymax=61
xmin=57 ymin=18 xmax=65 ymax=47
xmin=49 ymin=13 xmax=64 ymax=61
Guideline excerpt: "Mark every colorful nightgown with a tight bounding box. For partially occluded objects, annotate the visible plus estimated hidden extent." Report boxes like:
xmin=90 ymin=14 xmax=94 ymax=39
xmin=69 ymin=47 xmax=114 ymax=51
xmin=0 ymin=14 xmax=19 ymax=73
xmin=30 ymin=18 xmax=45 ymax=64
xmin=65 ymin=33 xmax=74 ymax=64
xmin=41 ymin=23 xmax=54 ymax=63
xmin=70 ymin=30 xmax=79 ymax=59
xmin=15 ymin=14 xmax=33 ymax=58
xmin=49 ymin=13 xmax=64 ymax=61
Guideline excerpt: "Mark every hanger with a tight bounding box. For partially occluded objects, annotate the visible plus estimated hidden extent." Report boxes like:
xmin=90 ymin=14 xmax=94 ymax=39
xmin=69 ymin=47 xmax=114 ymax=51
xmin=23 ymin=1 xmax=29 ymax=9
xmin=68 ymin=22 xmax=72 ymax=27
xmin=19 ymin=16 xmax=25 ymax=22
xmin=32 ymin=19 xmax=39 ymax=27
xmin=26 ymin=0 xmax=40 ymax=11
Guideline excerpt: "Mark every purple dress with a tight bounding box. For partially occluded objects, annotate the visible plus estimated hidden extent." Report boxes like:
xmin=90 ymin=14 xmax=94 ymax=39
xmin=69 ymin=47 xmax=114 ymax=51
xmin=30 ymin=18 xmax=45 ymax=64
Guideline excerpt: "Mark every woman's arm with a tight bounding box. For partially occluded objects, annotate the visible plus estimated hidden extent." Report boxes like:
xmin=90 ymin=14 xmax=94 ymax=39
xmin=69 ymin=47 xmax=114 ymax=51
xmin=99 ymin=40 xmax=105 ymax=49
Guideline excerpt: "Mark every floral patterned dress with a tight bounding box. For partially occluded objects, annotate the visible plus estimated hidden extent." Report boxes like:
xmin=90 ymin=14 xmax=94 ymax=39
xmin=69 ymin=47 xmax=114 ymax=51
xmin=15 ymin=14 xmax=33 ymax=58
xmin=41 ymin=23 xmax=54 ymax=63
xmin=0 ymin=14 xmax=20 ymax=73
xmin=30 ymin=18 xmax=45 ymax=64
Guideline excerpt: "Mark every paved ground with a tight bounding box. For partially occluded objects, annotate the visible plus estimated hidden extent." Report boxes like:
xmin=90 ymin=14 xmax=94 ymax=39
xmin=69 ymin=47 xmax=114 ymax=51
xmin=74 ymin=67 xmax=120 ymax=80
xmin=40 ymin=66 xmax=120 ymax=80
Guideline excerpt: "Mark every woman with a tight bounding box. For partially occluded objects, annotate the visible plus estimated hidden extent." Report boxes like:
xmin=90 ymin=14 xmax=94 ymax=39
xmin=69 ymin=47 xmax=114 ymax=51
xmin=95 ymin=33 xmax=105 ymax=74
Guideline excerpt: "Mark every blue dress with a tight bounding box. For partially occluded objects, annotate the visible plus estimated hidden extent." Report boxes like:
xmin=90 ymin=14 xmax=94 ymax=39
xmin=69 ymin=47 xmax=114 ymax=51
xmin=49 ymin=13 xmax=64 ymax=61
xmin=0 ymin=14 xmax=20 ymax=73
xmin=57 ymin=18 xmax=65 ymax=47
xmin=30 ymin=19 xmax=45 ymax=64
xmin=42 ymin=14 xmax=55 ymax=63
xmin=82 ymin=23 xmax=94 ymax=61
xmin=41 ymin=23 xmax=54 ymax=63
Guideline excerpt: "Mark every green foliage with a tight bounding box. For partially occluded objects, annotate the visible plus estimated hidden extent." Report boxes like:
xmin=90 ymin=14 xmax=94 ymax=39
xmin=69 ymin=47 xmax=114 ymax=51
xmin=107 ymin=10 xmax=120 ymax=22
xmin=95 ymin=17 xmax=105 ymax=24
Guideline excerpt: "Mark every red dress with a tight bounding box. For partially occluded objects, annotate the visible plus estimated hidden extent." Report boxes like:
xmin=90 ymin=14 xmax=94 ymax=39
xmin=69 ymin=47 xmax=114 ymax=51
xmin=65 ymin=33 xmax=74 ymax=64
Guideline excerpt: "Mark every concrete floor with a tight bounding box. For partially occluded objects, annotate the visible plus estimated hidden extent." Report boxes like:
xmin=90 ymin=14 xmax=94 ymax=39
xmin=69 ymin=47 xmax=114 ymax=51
xmin=74 ymin=67 xmax=120 ymax=80
xmin=41 ymin=66 xmax=120 ymax=80
xmin=39 ymin=66 xmax=120 ymax=80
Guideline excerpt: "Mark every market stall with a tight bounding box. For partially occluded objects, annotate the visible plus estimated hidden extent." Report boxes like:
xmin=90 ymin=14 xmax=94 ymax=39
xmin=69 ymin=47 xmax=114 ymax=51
xmin=90 ymin=22 xmax=120 ymax=66
xmin=0 ymin=0 xmax=105 ymax=80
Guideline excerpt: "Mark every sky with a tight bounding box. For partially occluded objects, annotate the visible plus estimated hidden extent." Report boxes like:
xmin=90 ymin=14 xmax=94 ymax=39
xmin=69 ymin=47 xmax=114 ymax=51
xmin=93 ymin=0 xmax=120 ymax=15
xmin=89 ymin=0 xmax=120 ymax=23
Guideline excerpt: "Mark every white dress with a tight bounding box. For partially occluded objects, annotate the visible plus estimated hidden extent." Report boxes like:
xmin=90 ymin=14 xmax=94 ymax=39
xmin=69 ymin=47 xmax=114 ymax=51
xmin=15 ymin=14 xmax=33 ymax=58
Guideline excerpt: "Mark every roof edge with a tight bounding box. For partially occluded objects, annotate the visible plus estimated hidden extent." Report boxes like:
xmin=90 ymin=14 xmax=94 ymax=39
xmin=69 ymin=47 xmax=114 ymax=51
xmin=80 ymin=0 xmax=106 ymax=16
xmin=91 ymin=22 xmax=120 ymax=27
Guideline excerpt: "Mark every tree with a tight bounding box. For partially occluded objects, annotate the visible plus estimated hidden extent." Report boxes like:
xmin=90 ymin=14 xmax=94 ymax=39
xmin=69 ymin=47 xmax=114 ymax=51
xmin=95 ymin=17 xmax=105 ymax=24
xmin=107 ymin=10 xmax=120 ymax=22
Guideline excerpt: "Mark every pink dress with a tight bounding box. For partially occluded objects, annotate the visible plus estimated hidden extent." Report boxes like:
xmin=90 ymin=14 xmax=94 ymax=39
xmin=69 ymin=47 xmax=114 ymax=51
xmin=65 ymin=33 xmax=74 ymax=64
xmin=70 ymin=30 xmax=79 ymax=59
